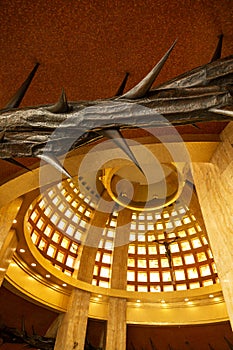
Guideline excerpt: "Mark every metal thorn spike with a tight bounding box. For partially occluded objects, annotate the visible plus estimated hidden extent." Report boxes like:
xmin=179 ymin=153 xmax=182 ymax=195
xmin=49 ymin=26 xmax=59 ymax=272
xmin=210 ymin=33 xmax=223 ymax=63
xmin=115 ymin=72 xmax=129 ymax=96
xmin=38 ymin=153 xmax=72 ymax=179
xmin=47 ymin=88 xmax=71 ymax=113
xmin=98 ymin=128 xmax=144 ymax=174
xmin=120 ymin=40 xmax=177 ymax=99
xmin=4 ymin=158 xmax=32 ymax=171
xmin=5 ymin=62 xmax=40 ymax=109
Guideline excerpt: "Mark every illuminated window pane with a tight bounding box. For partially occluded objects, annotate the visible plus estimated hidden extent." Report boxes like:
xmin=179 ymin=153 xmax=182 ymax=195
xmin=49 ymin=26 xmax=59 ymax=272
xmin=157 ymin=223 xmax=163 ymax=230
xmin=138 ymin=259 xmax=147 ymax=268
xmin=138 ymin=285 xmax=148 ymax=292
xmin=70 ymin=243 xmax=78 ymax=254
xmin=138 ymin=234 xmax=145 ymax=241
xmin=150 ymin=272 xmax=160 ymax=282
xmin=51 ymin=213 xmax=59 ymax=225
xmin=138 ymin=272 xmax=147 ymax=282
xmin=52 ymin=232 xmax=61 ymax=243
xmin=200 ymin=265 xmax=211 ymax=276
xmin=212 ymin=262 xmax=217 ymax=273
xmin=130 ymin=233 xmax=136 ymax=241
xmin=66 ymin=255 xmax=75 ymax=268
xmin=47 ymin=245 xmax=56 ymax=258
xmin=148 ymin=246 xmax=157 ymax=254
xmin=173 ymin=256 xmax=182 ymax=266
xmin=176 ymin=284 xmax=187 ymax=291
xmin=127 ymin=271 xmax=135 ymax=281
xmin=175 ymin=269 xmax=185 ymax=281
xmin=191 ymin=238 xmax=201 ymax=248
xmin=128 ymin=258 xmax=135 ymax=267
xmin=178 ymin=230 xmax=187 ymax=238
xmin=44 ymin=225 xmax=52 ymax=237
xmin=31 ymin=232 xmax=39 ymax=245
xmin=61 ymin=237 xmax=70 ymax=249
xmin=161 ymin=258 xmax=169 ymax=268
xmin=37 ymin=218 xmax=45 ymax=230
xmin=187 ymin=268 xmax=198 ymax=279
xmin=138 ymin=246 xmax=146 ymax=254
xmin=99 ymin=281 xmax=109 ymax=288
xmin=58 ymin=219 xmax=67 ymax=230
xmin=38 ymin=239 xmax=47 ymax=251
xmin=102 ymin=254 xmax=111 ymax=264
xmin=107 ymin=230 xmax=114 ymax=238
xmin=162 ymin=271 xmax=171 ymax=282
xmin=149 ymin=259 xmax=158 ymax=268
xmin=190 ymin=282 xmax=200 ymax=289
xmin=100 ymin=267 xmax=110 ymax=278
xmin=44 ymin=206 xmax=52 ymax=216
xmin=30 ymin=210 xmax=39 ymax=221
xmin=96 ymin=251 xmax=101 ymax=261
xmin=151 ymin=286 xmax=161 ymax=292
xmin=93 ymin=266 xmax=99 ymax=275
xmin=66 ymin=225 xmax=75 ymax=236
xmin=127 ymin=285 xmax=135 ymax=291
xmin=57 ymin=251 xmax=65 ymax=263
xmin=131 ymin=222 xmax=136 ymax=230
xmin=170 ymin=243 xmax=179 ymax=253
xmin=197 ymin=252 xmax=207 ymax=262
xmin=183 ymin=217 xmax=191 ymax=224
xmin=184 ymin=254 xmax=195 ymax=264
xmin=202 ymin=236 xmax=208 ymax=245
xmin=164 ymin=285 xmax=174 ymax=291
xmin=104 ymin=240 xmax=113 ymax=249
xmin=74 ymin=231 xmax=81 ymax=241
xmin=188 ymin=227 xmax=196 ymax=235
xmin=72 ymin=215 xmax=79 ymax=224
xmin=65 ymin=209 xmax=73 ymax=218
xmin=181 ymin=241 xmax=191 ymax=251
xmin=203 ymin=280 xmax=213 ymax=286
xmin=58 ymin=203 xmax=66 ymax=212
xmin=138 ymin=224 xmax=145 ymax=231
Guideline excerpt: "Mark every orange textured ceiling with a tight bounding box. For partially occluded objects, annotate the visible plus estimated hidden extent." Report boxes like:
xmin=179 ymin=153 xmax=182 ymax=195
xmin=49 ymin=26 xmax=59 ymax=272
xmin=0 ymin=0 xmax=233 ymax=107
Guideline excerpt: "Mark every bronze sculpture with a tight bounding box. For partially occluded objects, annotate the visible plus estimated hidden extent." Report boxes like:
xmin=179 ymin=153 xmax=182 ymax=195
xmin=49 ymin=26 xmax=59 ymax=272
xmin=0 ymin=36 xmax=232 ymax=176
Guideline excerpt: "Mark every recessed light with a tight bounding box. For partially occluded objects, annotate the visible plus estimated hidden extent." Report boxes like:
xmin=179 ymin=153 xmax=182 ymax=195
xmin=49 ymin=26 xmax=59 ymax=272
xmin=184 ymin=298 xmax=189 ymax=302
xmin=209 ymin=294 xmax=214 ymax=298
xmin=13 ymin=219 xmax=17 ymax=224
xmin=161 ymin=299 xmax=166 ymax=304
xmin=136 ymin=299 xmax=141 ymax=303
xmin=45 ymin=274 xmax=51 ymax=278
xmin=31 ymin=263 xmax=36 ymax=267
xmin=62 ymin=283 xmax=67 ymax=287
xmin=98 ymin=294 xmax=102 ymax=298
xmin=19 ymin=249 xmax=26 ymax=253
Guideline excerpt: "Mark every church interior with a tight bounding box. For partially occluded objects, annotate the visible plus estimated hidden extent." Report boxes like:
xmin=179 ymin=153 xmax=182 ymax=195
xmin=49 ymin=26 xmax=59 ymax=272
xmin=0 ymin=1 xmax=233 ymax=349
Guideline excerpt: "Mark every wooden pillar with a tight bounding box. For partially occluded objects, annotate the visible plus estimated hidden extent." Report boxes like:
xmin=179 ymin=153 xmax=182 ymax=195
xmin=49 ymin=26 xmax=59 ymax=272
xmin=192 ymin=122 xmax=233 ymax=327
xmin=55 ymin=191 xmax=115 ymax=350
xmin=0 ymin=197 xmax=22 ymax=286
xmin=105 ymin=208 xmax=131 ymax=350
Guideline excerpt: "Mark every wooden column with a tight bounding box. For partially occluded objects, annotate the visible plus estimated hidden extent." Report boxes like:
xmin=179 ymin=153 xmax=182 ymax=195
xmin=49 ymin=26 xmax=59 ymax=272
xmin=192 ymin=122 xmax=233 ymax=327
xmin=55 ymin=191 xmax=115 ymax=350
xmin=0 ymin=197 xmax=22 ymax=286
xmin=105 ymin=208 xmax=131 ymax=350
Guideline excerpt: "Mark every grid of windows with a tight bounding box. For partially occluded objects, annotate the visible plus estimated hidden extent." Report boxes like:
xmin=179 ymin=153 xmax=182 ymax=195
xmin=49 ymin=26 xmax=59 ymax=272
xmin=127 ymin=204 xmax=218 ymax=292
xmin=27 ymin=179 xmax=95 ymax=275
xmin=92 ymin=211 xmax=118 ymax=288
xmin=27 ymin=178 xmax=218 ymax=291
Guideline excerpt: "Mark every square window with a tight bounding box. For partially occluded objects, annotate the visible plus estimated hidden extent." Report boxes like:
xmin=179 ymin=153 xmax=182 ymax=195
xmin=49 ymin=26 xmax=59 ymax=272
xmin=47 ymin=245 xmax=56 ymax=258
xmin=102 ymin=254 xmax=111 ymax=264
xmin=184 ymin=254 xmax=195 ymax=264
xmin=99 ymin=281 xmax=109 ymax=288
xmin=44 ymin=225 xmax=52 ymax=237
xmin=149 ymin=259 xmax=158 ymax=268
xmin=162 ymin=271 xmax=171 ymax=282
xmin=57 ymin=251 xmax=65 ymax=263
xmin=137 ymin=285 xmax=148 ymax=292
xmin=181 ymin=241 xmax=191 ymax=251
xmin=176 ymin=284 xmax=187 ymax=291
xmin=31 ymin=232 xmax=39 ymax=245
xmin=189 ymin=282 xmax=200 ymax=289
xmin=66 ymin=255 xmax=74 ymax=268
xmin=148 ymin=246 xmax=157 ymax=254
xmin=175 ymin=269 xmax=185 ymax=281
xmin=100 ymin=267 xmax=110 ymax=278
xmin=173 ymin=256 xmax=183 ymax=266
xmin=138 ymin=272 xmax=147 ymax=282
xmin=58 ymin=219 xmax=67 ymax=231
xmin=128 ymin=258 xmax=135 ymax=267
xmin=61 ymin=237 xmax=70 ymax=249
xmin=163 ymin=285 xmax=174 ymax=292
xmin=52 ymin=232 xmax=61 ymax=243
xmin=128 ymin=245 xmax=135 ymax=254
xmin=138 ymin=246 xmax=146 ymax=254
xmin=191 ymin=238 xmax=201 ymax=248
xmin=200 ymin=265 xmax=211 ymax=276
xmin=150 ymin=272 xmax=160 ymax=282
xmin=161 ymin=258 xmax=169 ymax=268
xmin=187 ymin=267 xmax=198 ymax=279
xmin=127 ymin=285 xmax=135 ymax=291
xmin=138 ymin=259 xmax=147 ymax=268
xmin=127 ymin=271 xmax=135 ymax=281
xmin=196 ymin=252 xmax=207 ymax=262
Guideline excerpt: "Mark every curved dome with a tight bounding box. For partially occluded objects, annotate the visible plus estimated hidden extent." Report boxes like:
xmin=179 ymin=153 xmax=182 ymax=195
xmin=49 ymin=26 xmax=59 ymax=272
xmin=25 ymin=176 xmax=218 ymax=293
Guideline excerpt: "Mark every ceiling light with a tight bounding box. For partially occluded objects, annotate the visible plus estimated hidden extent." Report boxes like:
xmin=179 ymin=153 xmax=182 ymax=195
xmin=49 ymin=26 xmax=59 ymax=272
xmin=209 ymin=294 xmax=214 ymax=298
xmin=184 ymin=298 xmax=189 ymax=302
xmin=62 ymin=283 xmax=67 ymax=287
xmin=13 ymin=219 xmax=17 ymax=224
xmin=19 ymin=248 xmax=26 ymax=253
xmin=160 ymin=299 xmax=166 ymax=304
xmin=45 ymin=274 xmax=51 ymax=278
xmin=31 ymin=263 xmax=36 ymax=267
